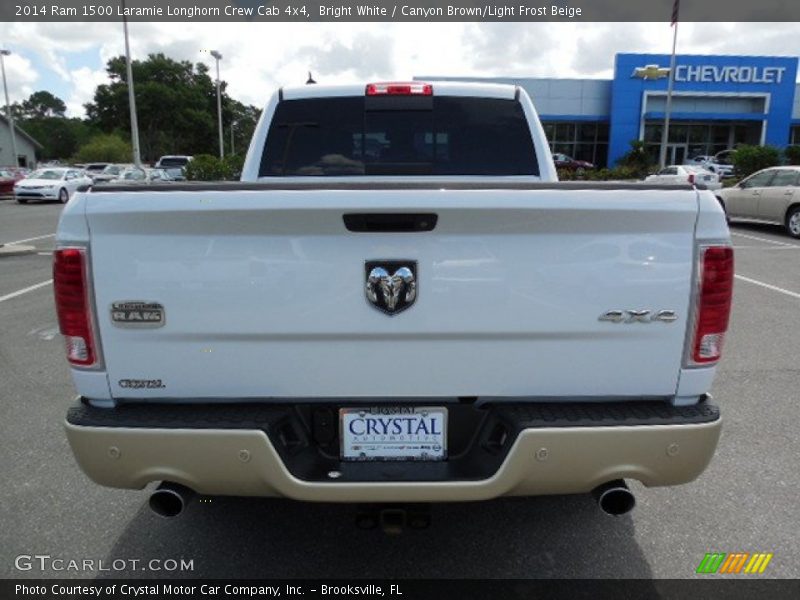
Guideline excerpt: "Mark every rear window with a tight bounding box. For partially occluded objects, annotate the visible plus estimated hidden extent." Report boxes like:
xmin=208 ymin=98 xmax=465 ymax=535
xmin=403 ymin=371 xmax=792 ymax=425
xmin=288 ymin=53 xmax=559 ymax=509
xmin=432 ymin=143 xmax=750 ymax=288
xmin=259 ymin=96 xmax=538 ymax=177
xmin=158 ymin=157 xmax=190 ymax=167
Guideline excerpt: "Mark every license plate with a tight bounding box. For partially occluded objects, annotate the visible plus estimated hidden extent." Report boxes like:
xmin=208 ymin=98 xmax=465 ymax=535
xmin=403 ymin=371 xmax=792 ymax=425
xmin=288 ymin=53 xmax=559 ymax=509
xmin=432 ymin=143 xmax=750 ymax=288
xmin=339 ymin=406 xmax=447 ymax=461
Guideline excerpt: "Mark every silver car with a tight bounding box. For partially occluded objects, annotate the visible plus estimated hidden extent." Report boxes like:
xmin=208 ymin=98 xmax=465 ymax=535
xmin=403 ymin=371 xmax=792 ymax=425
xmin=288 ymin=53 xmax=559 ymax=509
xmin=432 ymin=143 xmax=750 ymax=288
xmin=717 ymin=166 xmax=800 ymax=238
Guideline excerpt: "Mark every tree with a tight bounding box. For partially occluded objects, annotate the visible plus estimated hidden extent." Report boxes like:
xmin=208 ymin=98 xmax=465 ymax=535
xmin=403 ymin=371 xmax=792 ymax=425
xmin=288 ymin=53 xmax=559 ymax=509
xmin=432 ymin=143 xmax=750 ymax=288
xmin=615 ymin=140 xmax=655 ymax=178
xmin=732 ymin=145 xmax=781 ymax=178
xmin=13 ymin=90 xmax=67 ymax=119
xmin=784 ymin=145 xmax=800 ymax=166
xmin=85 ymin=53 xmax=260 ymax=162
xmin=10 ymin=91 xmax=91 ymax=160
xmin=75 ymin=134 xmax=132 ymax=163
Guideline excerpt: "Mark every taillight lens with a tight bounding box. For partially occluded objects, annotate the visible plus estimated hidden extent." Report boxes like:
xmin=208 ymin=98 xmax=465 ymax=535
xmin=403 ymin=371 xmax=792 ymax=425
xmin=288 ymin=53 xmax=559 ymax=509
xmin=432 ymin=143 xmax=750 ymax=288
xmin=690 ymin=246 xmax=734 ymax=364
xmin=366 ymin=82 xmax=433 ymax=96
xmin=53 ymin=247 xmax=96 ymax=367
xmin=688 ymin=173 xmax=695 ymax=184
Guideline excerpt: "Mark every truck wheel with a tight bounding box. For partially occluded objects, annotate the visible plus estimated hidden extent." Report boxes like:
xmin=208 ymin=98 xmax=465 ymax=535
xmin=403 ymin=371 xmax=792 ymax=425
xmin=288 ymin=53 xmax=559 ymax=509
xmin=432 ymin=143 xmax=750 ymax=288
xmin=786 ymin=206 xmax=800 ymax=239
xmin=59 ymin=188 xmax=69 ymax=204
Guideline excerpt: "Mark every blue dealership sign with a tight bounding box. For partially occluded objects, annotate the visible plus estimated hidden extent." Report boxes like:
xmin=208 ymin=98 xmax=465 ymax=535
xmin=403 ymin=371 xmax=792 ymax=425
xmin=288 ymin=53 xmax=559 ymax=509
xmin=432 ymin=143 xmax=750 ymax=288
xmin=609 ymin=53 xmax=798 ymax=166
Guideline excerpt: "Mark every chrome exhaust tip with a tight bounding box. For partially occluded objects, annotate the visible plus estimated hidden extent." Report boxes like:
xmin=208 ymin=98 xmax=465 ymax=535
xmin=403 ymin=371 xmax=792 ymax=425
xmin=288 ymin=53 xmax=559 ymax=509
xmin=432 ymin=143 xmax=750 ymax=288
xmin=592 ymin=479 xmax=636 ymax=516
xmin=149 ymin=482 xmax=195 ymax=518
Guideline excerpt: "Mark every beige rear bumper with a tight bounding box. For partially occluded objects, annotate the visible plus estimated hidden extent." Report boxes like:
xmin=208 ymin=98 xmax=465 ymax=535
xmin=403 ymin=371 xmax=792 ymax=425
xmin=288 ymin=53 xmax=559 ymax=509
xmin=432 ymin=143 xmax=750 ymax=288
xmin=64 ymin=418 xmax=721 ymax=502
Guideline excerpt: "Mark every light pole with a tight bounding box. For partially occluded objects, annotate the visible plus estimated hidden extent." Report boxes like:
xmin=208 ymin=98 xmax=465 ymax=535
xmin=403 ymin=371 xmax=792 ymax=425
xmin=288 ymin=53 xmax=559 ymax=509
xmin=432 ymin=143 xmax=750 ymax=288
xmin=121 ymin=0 xmax=142 ymax=167
xmin=210 ymin=50 xmax=224 ymax=159
xmin=0 ymin=49 xmax=19 ymax=167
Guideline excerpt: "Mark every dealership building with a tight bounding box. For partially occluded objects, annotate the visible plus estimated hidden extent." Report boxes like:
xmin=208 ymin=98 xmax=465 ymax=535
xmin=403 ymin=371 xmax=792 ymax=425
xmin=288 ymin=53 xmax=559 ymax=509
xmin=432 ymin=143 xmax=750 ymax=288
xmin=423 ymin=52 xmax=800 ymax=168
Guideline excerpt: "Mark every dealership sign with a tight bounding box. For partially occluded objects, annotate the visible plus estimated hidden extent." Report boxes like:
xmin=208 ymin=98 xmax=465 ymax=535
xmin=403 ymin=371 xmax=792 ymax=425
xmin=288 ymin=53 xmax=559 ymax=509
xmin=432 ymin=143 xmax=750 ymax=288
xmin=633 ymin=64 xmax=786 ymax=84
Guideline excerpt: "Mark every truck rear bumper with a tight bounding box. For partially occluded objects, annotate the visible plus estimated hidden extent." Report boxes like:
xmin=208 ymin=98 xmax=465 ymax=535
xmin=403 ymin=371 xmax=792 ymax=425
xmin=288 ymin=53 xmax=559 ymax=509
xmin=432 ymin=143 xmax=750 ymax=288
xmin=64 ymin=399 xmax=721 ymax=503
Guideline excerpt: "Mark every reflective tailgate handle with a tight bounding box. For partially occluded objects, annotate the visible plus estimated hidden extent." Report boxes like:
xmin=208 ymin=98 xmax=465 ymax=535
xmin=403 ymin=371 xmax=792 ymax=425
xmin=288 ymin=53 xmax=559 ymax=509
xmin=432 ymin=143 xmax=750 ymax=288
xmin=343 ymin=213 xmax=438 ymax=233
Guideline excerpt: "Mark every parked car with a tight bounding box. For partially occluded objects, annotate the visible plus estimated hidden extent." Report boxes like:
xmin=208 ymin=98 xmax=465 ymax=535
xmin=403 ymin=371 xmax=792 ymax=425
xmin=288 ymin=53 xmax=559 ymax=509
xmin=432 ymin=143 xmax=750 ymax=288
xmin=60 ymin=81 xmax=730 ymax=519
xmin=685 ymin=155 xmax=734 ymax=178
xmin=716 ymin=166 xmax=800 ymax=237
xmin=92 ymin=163 xmax=134 ymax=184
xmin=111 ymin=167 xmax=175 ymax=184
xmin=14 ymin=167 xmax=92 ymax=204
xmin=163 ymin=167 xmax=187 ymax=181
xmin=155 ymin=155 xmax=193 ymax=169
xmin=645 ymin=165 xmax=722 ymax=190
xmin=0 ymin=168 xmax=26 ymax=194
xmin=83 ymin=162 xmax=111 ymax=177
xmin=552 ymin=153 xmax=594 ymax=172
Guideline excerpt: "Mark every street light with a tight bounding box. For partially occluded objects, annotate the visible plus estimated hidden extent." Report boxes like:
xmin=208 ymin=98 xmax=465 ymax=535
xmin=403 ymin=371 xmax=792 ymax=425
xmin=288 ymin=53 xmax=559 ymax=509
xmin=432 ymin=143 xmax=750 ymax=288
xmin=210 ymin=50 xmax=224 ymax=159
xmin=0 ymin=49 xmax=20 ymax=168
xmin=121 ymin=0 xmax=142 ymax=167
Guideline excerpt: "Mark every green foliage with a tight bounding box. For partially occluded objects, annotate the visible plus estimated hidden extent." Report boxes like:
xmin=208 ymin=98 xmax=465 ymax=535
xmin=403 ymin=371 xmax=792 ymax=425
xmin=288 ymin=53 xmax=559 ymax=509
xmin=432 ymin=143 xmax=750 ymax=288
xmin=185 ymin=154 xmax=243 ymax=181
xmin=21 ymin=117 xmax=96 ymax=161
xmin=731 ymin=145 xmax=781 ymax=178
xmin=223 ymin=154 xmax=244 ymax=180
xmin=784 ymin=145 xmax=800 ymax=166
xmin=557 ymin=165 xmax=640 ymax=182
xmin=614 ymin=140 xmax=655 ymax=178
xmin=11 ymin=90 xmax=66 ymax=119
xmin=84 ymin=53 xmax=261 ymax=162
xmin=74 ymin=134 xmax=132 ymax=163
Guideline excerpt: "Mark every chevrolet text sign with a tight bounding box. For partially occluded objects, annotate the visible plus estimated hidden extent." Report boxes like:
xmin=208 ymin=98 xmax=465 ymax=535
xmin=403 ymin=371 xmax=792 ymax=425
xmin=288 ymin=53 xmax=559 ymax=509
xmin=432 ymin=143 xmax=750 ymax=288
xmin=674 ymin=65 xmax=786 ymax=84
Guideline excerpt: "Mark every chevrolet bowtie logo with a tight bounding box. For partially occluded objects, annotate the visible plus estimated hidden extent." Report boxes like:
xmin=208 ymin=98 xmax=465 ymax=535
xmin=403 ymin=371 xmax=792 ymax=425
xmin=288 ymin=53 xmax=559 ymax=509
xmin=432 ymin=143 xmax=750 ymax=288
xmin=632 ymin=64 xmax=671 ymax=80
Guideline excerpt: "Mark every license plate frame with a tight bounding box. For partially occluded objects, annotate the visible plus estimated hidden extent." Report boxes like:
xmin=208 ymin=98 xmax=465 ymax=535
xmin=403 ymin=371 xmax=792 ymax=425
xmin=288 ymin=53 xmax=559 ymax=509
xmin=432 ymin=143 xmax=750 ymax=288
xmin=339 ymin=406 xmax=448 ymax=462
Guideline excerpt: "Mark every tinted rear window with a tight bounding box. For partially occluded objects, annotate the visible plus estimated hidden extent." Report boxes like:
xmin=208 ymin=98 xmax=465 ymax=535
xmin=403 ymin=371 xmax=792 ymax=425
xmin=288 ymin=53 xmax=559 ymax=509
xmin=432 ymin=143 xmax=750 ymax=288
xmin=159 ymin=157 xmax=190 ymax=167
xmin=260 ymin=96 xmax=538 ymax=177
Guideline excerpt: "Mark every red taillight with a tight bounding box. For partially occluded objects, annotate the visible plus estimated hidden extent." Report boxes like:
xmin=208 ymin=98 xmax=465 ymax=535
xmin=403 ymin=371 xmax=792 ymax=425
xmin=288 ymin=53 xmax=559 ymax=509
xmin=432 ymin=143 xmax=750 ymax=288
xmin=53 ymin=247 xmax=96 ymax=367
xmin=688 ymin=173 xmax=695 ymax=184
xmin=690 ymin=246 xmax=734 ymax=364
xmin=366 ymin=82 xmax=433 ymax=96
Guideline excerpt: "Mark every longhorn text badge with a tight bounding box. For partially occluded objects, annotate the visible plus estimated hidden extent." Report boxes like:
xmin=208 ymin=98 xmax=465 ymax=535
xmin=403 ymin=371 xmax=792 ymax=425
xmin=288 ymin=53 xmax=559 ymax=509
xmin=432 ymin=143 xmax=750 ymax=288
xmin=365 ymin=261 xmax=418 ymax=315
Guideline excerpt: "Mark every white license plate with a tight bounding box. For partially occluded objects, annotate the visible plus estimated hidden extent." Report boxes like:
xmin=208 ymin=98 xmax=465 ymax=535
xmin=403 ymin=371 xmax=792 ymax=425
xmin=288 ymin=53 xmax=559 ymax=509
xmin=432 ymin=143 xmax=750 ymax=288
xmin=340 ymin=406 xmax=447 ymax=461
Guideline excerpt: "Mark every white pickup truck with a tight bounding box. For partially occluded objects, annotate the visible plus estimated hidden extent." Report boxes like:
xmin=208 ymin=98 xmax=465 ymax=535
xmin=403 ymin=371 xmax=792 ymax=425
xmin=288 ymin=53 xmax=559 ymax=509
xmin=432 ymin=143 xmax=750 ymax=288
xmin=57 ymin=82 xmax=732 ymax=522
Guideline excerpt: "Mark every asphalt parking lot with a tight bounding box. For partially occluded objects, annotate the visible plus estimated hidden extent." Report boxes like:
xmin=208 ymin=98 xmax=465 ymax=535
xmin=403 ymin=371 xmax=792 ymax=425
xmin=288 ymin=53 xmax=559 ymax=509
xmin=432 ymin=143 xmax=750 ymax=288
xmin=1 ymin=199 xmax=798 ymax=580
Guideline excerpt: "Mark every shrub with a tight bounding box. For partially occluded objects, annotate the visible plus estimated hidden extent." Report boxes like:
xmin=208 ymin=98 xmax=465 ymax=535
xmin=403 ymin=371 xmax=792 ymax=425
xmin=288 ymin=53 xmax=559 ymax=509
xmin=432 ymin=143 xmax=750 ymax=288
xmin=784 ymin=145 xmax=800 ymax=166
xmin=74 ymin=134 xmax=132 ymax=163
xmin=185 ymin=154 xmax=244 ymax=181
xmin=557 ymin=165 xmax=641 ymax=182
xmin=731 ymin=145 xmax=780 ymax=178
xmin=615 ymin=140 xmax=655 ymax=178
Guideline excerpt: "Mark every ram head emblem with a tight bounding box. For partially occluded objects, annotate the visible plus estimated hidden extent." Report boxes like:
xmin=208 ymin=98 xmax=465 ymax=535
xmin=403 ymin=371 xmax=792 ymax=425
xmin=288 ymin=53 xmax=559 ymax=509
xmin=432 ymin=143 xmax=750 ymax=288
xmin=365 ymin=261 xmax=418 ymax=315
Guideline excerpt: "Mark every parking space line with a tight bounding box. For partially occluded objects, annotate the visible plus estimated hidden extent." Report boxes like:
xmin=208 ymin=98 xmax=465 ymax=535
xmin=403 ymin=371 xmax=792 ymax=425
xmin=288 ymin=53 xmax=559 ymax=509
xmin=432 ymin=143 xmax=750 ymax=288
xmin=735 ymin=275 xmax=800 ymax=300
xmin=1 ymin=233 xmax=56 ymax=245
xmin=730 ymin=231 xmax=799 ymax=248
xmin=0 ymin=280 xmax=53 ymax=303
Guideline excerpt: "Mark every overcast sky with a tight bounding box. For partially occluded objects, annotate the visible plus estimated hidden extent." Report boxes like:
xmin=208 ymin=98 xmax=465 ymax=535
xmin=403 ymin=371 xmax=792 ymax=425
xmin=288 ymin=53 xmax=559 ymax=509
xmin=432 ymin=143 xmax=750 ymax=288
xmin=0 ymin=22 xmax=798 ymax=117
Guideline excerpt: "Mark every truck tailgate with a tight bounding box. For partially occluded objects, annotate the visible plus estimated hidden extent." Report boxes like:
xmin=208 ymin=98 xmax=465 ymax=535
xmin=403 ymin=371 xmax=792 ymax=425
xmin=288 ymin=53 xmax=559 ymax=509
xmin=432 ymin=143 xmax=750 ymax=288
xmin=84 ymin=186 xmax=698 ymax=400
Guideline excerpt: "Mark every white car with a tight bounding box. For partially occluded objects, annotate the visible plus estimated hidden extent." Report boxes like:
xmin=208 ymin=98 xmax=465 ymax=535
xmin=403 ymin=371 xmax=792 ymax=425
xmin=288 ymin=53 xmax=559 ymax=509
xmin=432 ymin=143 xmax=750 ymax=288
xmin=14 ymin=167 xmax=93 ymax=204
xmin=155 ymin=155 xmax=193 ymax=169
xmin=685 ymin=155 xmax=734 ymax=178
xmin=92 ymin=163 xmax=135 ymax=184
xmin=645 ymin=165 xmax=722 ymax=190
xmin=111 ymin=167 xmax=175 ymax=184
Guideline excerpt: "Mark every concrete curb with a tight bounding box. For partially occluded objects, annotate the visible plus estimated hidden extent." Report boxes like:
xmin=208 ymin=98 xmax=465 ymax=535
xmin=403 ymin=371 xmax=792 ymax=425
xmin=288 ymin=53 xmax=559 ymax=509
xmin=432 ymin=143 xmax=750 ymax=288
xmin=0 ymin=244 xmax=36 ymax=257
